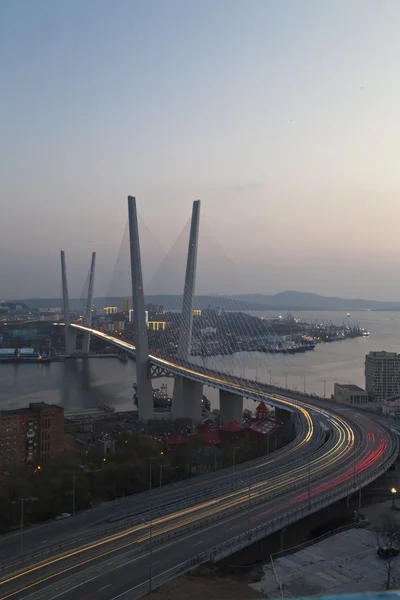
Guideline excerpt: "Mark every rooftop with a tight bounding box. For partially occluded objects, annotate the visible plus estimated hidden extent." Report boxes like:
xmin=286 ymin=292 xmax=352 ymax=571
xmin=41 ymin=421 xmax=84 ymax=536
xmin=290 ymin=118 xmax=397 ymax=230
xmin=0 ymin=402 xmax=63 ymax=417
xmin=336 ymin=384 xmax=367 ymax=393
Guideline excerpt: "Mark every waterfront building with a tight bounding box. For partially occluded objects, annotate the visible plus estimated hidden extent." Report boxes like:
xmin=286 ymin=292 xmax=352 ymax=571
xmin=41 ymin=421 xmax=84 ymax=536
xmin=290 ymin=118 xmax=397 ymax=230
xmin=104 ymin=306 xmax=118 ymax=316
xmin=0 ymin=402 xmax=64 ymax=464
xmin=334 ymin=383 xmax=369 ymax=406
xmin=365 ymin=351 xmax=400 ymax=403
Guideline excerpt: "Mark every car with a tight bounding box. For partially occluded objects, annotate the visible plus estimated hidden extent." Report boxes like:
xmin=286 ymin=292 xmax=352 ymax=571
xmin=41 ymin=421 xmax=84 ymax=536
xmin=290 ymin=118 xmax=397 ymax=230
xmin=377 ymin=546 xmax=400 ymax=559
xmin=55 ymin=512 xmax=71 ymax=521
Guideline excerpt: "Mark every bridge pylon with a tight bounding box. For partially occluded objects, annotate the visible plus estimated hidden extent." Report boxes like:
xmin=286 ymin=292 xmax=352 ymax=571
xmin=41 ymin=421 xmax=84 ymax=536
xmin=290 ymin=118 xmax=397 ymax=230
xmin=172 ymin=200 xmax=203 ymax=423
xmin=82 ymin=251 xmax=96 ymax=354
xmin=128 ymin=196 xmax=154 ymax=422
xmin=60 ymin=251 xmax=77 ymax=354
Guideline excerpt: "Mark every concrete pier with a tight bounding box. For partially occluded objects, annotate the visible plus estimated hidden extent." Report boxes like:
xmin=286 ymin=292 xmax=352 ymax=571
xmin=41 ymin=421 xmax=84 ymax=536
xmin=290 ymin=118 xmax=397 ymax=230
xmin=172 ymin=377 xmax=203 ymax=424
xmin=219 ymin=390 xmax=243 ymax=424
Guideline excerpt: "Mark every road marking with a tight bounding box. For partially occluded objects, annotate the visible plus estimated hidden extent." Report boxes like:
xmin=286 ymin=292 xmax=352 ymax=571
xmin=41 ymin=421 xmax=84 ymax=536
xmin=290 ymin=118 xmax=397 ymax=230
xmin=40 ymin=541 xmax=47 ymax=545
xmin=98 ymin=584 xmax=112 ymax=591
xmin=229 ymin=525 xmax=240 ymax=530
xmin=22 ymin=571 xmax=103 ymax=600
xmin=192 ymin=540 xmax=203 ymax=547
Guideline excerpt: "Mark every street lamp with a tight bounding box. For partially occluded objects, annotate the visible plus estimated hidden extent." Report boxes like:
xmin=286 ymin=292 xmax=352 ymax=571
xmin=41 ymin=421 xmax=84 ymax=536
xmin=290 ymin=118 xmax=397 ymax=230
xmin=72 ymin=470 xmax=77 ymax=517
xmin=284 ymin=372 xmax=288 ymax=389
xmin=267 ymin=369 xmax=272 ymax=386
xmin=321 ymin=379 xmax=327 ymax=398
xmin=20 ymin=497 xmax=29 ymax=554
xmin=232 ymin=445 xmax=240 ymax=472
xmin=301 ymin=375 xmax=306 ymax=394
xmin=159 ymin=463 xmax=169 ymax=488
xmin=149 ymin=456 xmax=156 ymax=491
xmin=239 ymin=478 xmax=252 ymax=538
xmin=141 ymin=515 xmax=153 ymax=592
xmin=391 ymin=487 xmax=397 ymax=508
xmin=300 ymin=459 xmax=311 ymax=510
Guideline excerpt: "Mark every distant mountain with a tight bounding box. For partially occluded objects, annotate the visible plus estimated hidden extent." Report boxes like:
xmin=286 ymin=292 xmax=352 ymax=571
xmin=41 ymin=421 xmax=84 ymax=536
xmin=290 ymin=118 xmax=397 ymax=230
xmin=12 ymin=291 xmax=400 ymax=311
xmin=231 ymin=291 xmax=400 ymax=311
xmin=15 ymin=295 xmax=264 ymax=311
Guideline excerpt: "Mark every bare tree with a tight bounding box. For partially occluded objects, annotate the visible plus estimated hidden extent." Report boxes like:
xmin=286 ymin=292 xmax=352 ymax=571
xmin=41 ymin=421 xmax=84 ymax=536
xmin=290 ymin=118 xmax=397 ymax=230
xmin=375 ymin=513 xmax=400 ymax=590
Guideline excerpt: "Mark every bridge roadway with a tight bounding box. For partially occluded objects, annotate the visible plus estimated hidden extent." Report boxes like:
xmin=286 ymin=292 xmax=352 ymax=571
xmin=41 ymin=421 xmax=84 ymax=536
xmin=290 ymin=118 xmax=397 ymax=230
xmin=0 ymin=330 xmax=396 ymax=599
xmin=0 ymin=409 xmax=394 ymax=600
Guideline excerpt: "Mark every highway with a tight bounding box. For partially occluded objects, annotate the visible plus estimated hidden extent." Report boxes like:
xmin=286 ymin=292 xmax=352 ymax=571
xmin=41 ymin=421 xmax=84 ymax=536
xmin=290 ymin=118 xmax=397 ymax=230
xmin=0 ymin=404 xmax=317 ymax=563
xmin=0 ymin=402 xmax=396 ymax=598
xmin=0 ymin=324 xmax=395 ymax=600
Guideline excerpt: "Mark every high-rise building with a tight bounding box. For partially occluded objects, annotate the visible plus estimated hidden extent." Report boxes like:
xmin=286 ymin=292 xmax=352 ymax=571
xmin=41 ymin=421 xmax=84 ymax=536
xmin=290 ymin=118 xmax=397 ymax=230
xmin=104 ymin=306 xmax=118 ymax=316
xmin=0 ymin=403 xmax=64 ymax=465
xmin=365 ymin=351 xmax=400 ymax=402
xmin=122 ymin=298 xmax=132 ymax=313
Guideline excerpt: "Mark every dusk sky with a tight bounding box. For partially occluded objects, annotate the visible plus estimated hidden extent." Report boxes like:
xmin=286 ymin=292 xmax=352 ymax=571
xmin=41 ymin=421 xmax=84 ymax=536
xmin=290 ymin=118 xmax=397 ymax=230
xmin=1 ymin=0 xmax=400 ymax=300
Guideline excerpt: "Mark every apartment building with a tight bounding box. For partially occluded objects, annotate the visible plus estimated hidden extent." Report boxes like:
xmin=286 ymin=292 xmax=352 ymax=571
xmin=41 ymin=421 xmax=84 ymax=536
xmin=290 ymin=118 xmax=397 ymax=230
xmin=0 ymin=402 xmax=64 ymax=464
xmin=365 ymin=351 xmax=400 ymax=403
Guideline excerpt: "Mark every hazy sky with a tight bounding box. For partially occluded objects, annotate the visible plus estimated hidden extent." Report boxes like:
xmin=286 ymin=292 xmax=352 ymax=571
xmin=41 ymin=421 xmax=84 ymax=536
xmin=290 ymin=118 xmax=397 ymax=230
xmin=1 ymin=0 xmax=400 ymax=300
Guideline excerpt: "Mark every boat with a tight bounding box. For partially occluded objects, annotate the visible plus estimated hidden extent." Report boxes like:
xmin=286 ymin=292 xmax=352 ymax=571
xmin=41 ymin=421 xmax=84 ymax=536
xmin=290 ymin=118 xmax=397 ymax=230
xmin=98 ymin=404 xmax=115 ymax=413
xmin=0 ymin=357 xmax=51 ymax=365
xmin=346 ymin=312 xmax=351 ymax=317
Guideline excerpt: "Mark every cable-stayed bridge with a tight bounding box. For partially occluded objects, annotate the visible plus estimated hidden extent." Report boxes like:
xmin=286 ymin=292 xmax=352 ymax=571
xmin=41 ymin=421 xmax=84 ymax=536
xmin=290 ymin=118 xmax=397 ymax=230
xmin=0 ymin=197 xmax=395 ymax=600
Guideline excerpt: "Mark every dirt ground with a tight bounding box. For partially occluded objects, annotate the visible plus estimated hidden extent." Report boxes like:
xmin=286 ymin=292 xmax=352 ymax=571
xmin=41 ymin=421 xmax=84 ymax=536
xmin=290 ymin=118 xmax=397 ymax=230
xmin=149 ymin=567 xmax=264 ymax=599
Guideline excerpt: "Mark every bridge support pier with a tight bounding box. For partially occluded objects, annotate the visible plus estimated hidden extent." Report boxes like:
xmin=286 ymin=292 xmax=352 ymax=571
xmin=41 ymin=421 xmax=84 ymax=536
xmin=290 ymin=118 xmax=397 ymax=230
xmin=219 ymin=390 xmax=243 ymax=424
xmin=275 ymin=407 xmax=293 ymax=432
xmin=128 ymin=196 xmax=153 ymax=422
xmin=172 ymin=377 xmax=203 ymax=424
xmin=82 ymin=252 xmax=96 ymax=354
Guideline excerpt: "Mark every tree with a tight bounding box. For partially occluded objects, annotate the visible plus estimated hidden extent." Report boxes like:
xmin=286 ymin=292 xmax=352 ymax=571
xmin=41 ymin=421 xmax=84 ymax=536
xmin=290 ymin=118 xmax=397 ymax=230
xmin=375 ymin=513 xmax=400 ymax=590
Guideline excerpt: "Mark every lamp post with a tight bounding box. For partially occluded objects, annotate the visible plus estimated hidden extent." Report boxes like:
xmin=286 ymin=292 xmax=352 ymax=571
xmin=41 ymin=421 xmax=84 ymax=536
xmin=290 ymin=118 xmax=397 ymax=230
xmin=141 ymin=515 xmax=153 ymax=592
xmin=248 ymin=478 xmax=251 ymax=538
xmin=159 ymin=463 xmax=169 ymax=488
xmin=321 ymin=379 xmax=327 ymax=398
xmin=72 ymin=470 xmax=77 ymax=517
xmin=267 ymin=369 xmax=272 ymax=386
xmin=300 ymin=459 xmax=311 ymax=510
xmin=20 ymin=498 xmax=24 ymax=555
xmin=391 ymin=487 xmax=397 ymax=508
xmin=284 ymin=372 xmax=288 ymax=389
xmin=301 ymin=375 xmax=306 ymax=394
xmin=232 ymin=445 xmax=240 ymax=472
xmin=149 ymin=457 xmax=156 ymax=491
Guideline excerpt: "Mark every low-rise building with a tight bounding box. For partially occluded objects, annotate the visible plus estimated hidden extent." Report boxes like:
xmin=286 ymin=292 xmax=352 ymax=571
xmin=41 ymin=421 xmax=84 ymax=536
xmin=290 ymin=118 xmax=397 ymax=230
xmin=334 ymin=383 xmax=369 ymax=406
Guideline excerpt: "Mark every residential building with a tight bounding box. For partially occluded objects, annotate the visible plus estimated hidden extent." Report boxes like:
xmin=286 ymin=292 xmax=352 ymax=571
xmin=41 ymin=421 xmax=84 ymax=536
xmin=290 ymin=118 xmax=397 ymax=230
xmin=147 ymin=321 xmax=167 ymax=331
xmin=0 ymin=402 xmax=64 ymax=465
xmin=334 ymin=383 xmax=369 ymax=406
xmin=122 ymin=298 xmax=132 ymax=313
xmin=365 ymin=351 xmax=400 ymax=402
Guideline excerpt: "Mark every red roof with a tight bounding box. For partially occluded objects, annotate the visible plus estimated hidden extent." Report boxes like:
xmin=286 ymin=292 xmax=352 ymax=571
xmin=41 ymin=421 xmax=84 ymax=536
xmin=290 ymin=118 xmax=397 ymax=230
xmin=220 ymin=421 xmax=243 ymax=432
xmin=255 ymin=401 xmax=269 ymax=413
xmin=168 ymin=433 xmax=185 ymax=445
xmin=200 ymin=430 xmax=220 ymax=446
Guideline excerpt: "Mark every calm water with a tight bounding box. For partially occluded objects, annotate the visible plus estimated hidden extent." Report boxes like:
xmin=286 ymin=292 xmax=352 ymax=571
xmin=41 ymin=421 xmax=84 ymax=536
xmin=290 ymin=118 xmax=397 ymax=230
xmin=2 ymin=311 xmax=400 ymax=413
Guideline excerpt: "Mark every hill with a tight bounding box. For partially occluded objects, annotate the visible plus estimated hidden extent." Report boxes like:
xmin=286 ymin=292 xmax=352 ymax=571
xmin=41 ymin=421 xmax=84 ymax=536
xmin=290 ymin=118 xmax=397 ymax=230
xmin=12 ymin=291 xmax=400 ymax=311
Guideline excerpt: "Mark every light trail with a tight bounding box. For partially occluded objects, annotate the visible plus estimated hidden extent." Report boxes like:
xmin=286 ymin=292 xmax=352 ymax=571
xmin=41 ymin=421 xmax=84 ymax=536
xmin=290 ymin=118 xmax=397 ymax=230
xmin=3 ymin=325 xmax=388 ymax=600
